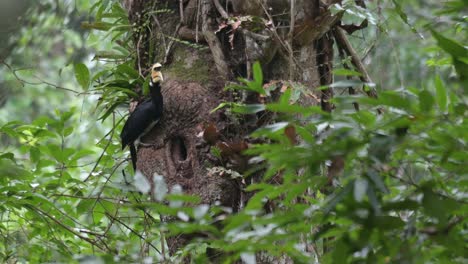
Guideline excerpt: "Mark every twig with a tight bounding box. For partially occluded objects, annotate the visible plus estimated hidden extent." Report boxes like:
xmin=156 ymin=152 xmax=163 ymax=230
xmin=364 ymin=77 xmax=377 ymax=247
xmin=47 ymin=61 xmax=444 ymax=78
xmin=337 ymin=42 xmax=360 ymax=111
xmin=1 ymin=61 xmax=80 ymax=94
xmin=179 ymin=0 xmax=185 ymax=23
xmin=164 ymin=22 xmax=182 ymax=64
xmin=163 ymin=0 xmax=186 ymax=64
xmin=136 ymin=33 xmax=144 ymax=78
xmin=105 ymin=212 xmax=162 ymax=254
xmin=420 ymin=216 xmax=464 ymax=236
xmin=151 ymin=16 xmax=167 ymax=52
xmin=288 ymin=0 xmax=296 ymax=80
xmin=30 ymin=205 xmax=108 ymax=252
xmin=388 ymin=170 xmax=467 ymax=204
xmin=84 ymin=113 xmax=118 ymax=182
xmin=258 ymin=1 xmax=290 ymax=55
xmin=242 ymin=30 xmax=270 ymax=41
xmin=257 ymin=0 xmax=303 ymax=73
xmin=195 ymin=0 xmax=201 ymax=43
xmin=50 ymin=193 xmax=129 ymax=203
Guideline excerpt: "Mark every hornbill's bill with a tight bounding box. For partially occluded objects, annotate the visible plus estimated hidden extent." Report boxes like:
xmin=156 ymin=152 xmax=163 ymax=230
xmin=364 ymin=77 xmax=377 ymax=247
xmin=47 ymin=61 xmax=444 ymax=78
xmin=120 ymin=63 xmax=164 ymax=170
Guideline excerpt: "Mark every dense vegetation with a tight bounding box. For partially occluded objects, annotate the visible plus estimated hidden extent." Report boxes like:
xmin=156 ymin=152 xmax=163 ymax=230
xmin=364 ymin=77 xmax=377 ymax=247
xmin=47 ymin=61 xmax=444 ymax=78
xmin=0 ymin=0 xmax=466 ymax=263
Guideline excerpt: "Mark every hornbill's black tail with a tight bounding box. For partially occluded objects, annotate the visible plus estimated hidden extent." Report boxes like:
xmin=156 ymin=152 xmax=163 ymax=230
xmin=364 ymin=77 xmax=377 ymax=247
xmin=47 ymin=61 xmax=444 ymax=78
xmin=130 ymin=144 xmax=137 ymax=171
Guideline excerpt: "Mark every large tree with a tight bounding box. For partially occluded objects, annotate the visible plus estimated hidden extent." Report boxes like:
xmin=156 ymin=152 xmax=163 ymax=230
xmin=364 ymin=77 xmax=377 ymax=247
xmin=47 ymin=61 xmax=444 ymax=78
xmin=121 ymin=0 xmax=373 ymax=257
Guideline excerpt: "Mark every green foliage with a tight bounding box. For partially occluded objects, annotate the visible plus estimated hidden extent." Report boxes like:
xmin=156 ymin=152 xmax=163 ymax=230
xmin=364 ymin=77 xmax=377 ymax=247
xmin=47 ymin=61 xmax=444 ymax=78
xmin=430 ymin=29 xmax=468 ymax=82
xmin=226 ymin=62 xmax=266 ymax=95
xmin=0 ymin=0 xmax=466 ymax=263
xmin=74 ymin=63 xmax=90 ymax=91
xmin=210 ymin=46 xmax=466 ymax=263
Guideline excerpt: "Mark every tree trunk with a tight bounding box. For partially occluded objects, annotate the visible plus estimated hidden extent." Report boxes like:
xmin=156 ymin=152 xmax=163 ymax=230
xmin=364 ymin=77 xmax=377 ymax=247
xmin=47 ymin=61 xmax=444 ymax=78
xmin=123 ymin=0 xmax=339 ymax=261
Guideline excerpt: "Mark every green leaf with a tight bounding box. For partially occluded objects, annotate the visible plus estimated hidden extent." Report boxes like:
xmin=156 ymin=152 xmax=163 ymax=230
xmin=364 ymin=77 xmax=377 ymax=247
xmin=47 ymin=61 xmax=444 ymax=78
xmin=81 ymin=21 xmax=113 ymax=31
xmin=392 ymin=0 xmax=421 ymax=36
xmin=252 ymin=122 xmax=289 ymax=137
xmin=252 ymin=61 xmax=263 ymax=89
xmin=0 ymin=152 xmax=15 ymax=161
xmin=377 ymin=91 xmax=414 ymax=111
xmin=63 ymin=126 xmax=74 ymax=137
xmin=434 ymin=75 xmax=447 ymax=112
xmin=227 ymin=82 xmax=264 ymax=95
xmin=329 ymin=80 xmax=364 ymax=88
xmin=373 ymin=216 xmax=405 ymax=230
xmin=116 ymin=63 xmax=140 ymax=79
xmin=353 ymin=178 xmax=368 ymax=202
xmin=323 ymin=182 xmax=353 ymax=214
xmin=0 ymin=159 xmax=31 ymax=178
xmin=418 ymin=90 xmax=435 ymax=112
xmin=366 ymin=169 xmax=388 ymax=193
xmin=267 ymin=104 xmax=325 ymax=116
xmin=93 ymin=50 xmax=127 ymax=60
xmin=211 ymin=102 xmax=232 ymax=113
xmin=382 ymin=200 xmax=419 ymax=211
xmin=279 ymin=88 xmax=292 ymax=105
xmin=422 ymin=189 xmax=458 ymax=222
xmin=430 ymin=29 xmax=468 ymax=58
xmin=142 ymin=79 xmax=150 ymax=96
xmin=47 ymin=145 xmax=64 ymax=163
xmin=74 ymin=63 xmax=90 ymax=91
xmin=232 ymin=104 xmax=265 ymax=114
xmin=333 ymin=68 xmax=363 ymax=77
xmin=29 ymin=147 xmax=40 ymax=163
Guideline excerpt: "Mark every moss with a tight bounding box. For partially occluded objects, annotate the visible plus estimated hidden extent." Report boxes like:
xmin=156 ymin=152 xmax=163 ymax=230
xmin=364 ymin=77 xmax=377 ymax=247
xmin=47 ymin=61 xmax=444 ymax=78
xmin=165 ymin=47 xmax=210 ymax=84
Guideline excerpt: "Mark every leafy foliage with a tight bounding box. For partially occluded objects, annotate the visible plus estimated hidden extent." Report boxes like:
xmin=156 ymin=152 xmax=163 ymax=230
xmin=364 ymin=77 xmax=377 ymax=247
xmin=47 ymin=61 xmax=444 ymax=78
xmin=0 ymin=0 xmax=466 ymax=263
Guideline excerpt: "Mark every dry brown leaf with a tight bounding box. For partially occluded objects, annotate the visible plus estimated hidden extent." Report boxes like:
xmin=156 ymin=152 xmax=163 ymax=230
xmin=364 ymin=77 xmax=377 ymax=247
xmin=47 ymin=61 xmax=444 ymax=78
xmin=203 ymin=122 xmax=220 ymax=145
xmin=284 ymin=125 xmax=297 ymax=145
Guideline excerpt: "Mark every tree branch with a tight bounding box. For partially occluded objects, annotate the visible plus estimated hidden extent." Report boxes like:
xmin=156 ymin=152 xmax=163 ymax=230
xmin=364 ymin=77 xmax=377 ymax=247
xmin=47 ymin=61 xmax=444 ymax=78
xmin=202 ymin=0 xmax=230 ymax=81
xmin=212 ymin=0 xmax=270 ymax=42
xmin=288 ymin=0 xmax=296 ymax=79
xmin=1 ymin=61 xmax=80 ymax=94
xmin=333 ymin=27 xmax=384 ymax=114
xmin=333 ymin=27 xmax=378 ymax=98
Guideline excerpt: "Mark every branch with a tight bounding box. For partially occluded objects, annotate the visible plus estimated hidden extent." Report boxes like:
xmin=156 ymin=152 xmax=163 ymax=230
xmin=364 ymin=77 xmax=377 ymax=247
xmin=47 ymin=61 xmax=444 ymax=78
xmin=212 ymin=0 xmax=270 ymax=42
xmin=293 ymin=10 xmax=343 ymax=46
xmin=420 ymin=216 xmax=465 ymax=236
xmin=202 ymin=0 xmax=230 ymax=81
xmin=84 ymin=113 xmax=120 ymax=182
xmin=212 ymin=0 xmax=228 ymax=19
xmin=288 ymin=0 xmax=296 ymax=79
xmin=31 ymin=205 xmax=109 ymax=252
xmin=178 ymin=26 xmax=207 ymax=43
xmin=105 ymin=212 xmax=162 ymax=254
xmin=179 ymin=0 xmax=185 ymax=23
xmin=333 ymin=27 xmax=384 ymax=114
xmin=164 ymin=22 xmax=182 ymax=64
xmin=337 ymin=40 xmax=360 ymax=111
xmin=1 ymin=61 xmax=80 ymax=94
xmin=333 ymin=27 xmax=377 ymax=97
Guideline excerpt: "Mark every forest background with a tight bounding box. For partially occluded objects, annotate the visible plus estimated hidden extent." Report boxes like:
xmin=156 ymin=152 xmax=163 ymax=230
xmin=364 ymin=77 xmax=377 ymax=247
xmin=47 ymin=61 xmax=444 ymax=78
xmin=0 ymin=0 xmax=466 ymax=263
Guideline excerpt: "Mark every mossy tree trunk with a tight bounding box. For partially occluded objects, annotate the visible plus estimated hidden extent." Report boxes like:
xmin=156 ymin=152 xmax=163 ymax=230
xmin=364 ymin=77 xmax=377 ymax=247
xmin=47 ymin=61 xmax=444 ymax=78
xmin=123 ymin=0 xmax=343 ymax=261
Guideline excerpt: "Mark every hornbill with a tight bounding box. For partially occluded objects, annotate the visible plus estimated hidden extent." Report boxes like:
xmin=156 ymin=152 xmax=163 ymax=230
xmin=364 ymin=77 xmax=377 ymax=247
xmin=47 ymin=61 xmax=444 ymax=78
xmin=120 ymin=63 xmax=164 ymax=170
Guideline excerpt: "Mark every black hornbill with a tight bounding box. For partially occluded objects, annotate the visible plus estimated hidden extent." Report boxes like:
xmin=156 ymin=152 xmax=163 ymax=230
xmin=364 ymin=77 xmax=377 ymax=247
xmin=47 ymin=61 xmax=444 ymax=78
xmin=120 ymin=63 xmax=164 ymax=170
